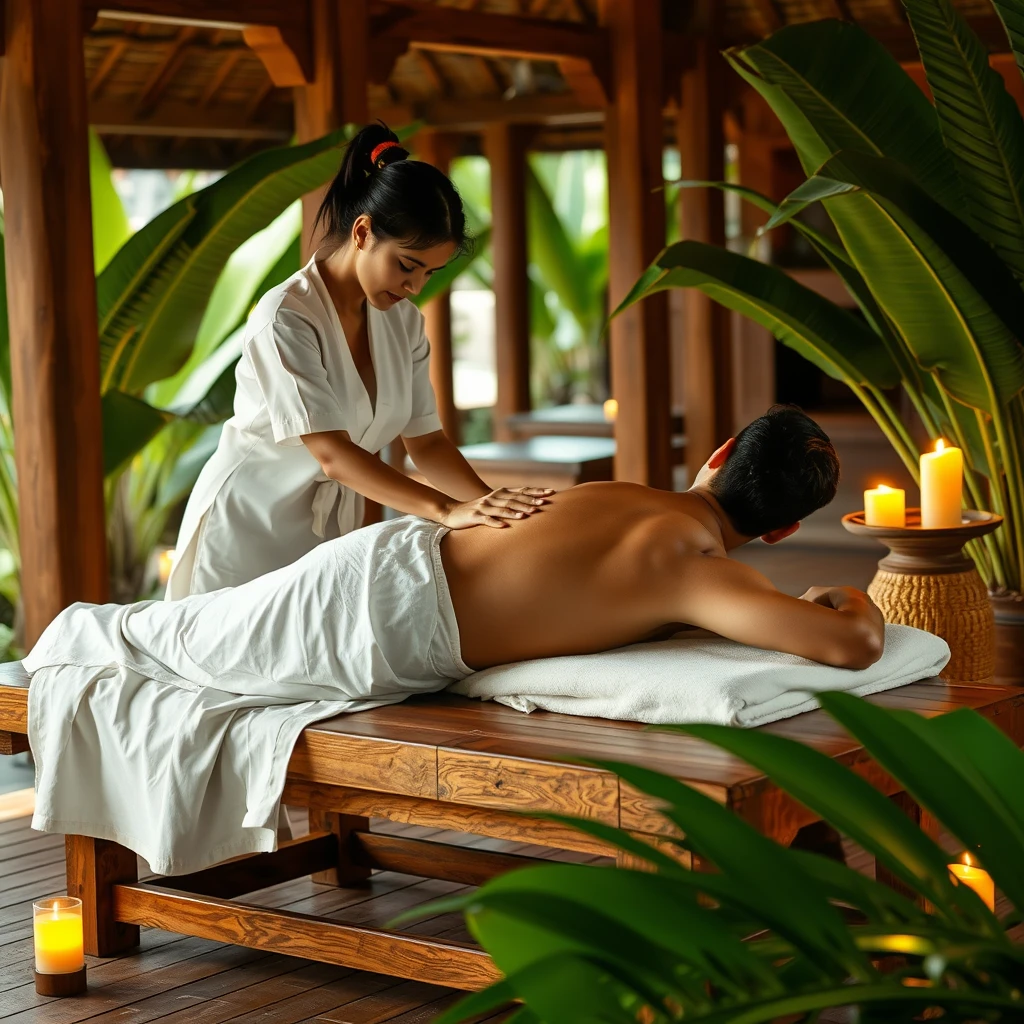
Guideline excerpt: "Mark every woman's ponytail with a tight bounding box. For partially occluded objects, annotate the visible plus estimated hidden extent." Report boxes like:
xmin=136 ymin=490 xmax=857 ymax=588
xmin=313 ymin=121 xmax=467 ymax=255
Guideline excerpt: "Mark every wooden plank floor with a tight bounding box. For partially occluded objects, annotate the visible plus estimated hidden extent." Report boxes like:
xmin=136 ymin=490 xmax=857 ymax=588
xmin=0 ymin=811 xmax=607 ymax=1023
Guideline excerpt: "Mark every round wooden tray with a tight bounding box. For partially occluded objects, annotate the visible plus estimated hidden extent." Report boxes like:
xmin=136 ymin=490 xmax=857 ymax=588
xmin=841 ymin=509 xmax=1003 ymax=575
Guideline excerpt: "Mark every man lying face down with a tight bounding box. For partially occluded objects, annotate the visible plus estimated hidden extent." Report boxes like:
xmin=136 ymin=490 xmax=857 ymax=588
xmin=444 ymin=404 xmax=883 ymax=673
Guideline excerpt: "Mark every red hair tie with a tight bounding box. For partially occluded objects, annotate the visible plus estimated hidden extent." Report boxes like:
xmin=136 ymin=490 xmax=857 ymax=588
xmin=370 ymin=140 xmax=400 ymax=167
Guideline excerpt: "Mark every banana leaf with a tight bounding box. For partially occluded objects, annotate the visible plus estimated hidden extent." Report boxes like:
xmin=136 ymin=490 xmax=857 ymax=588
xmin=728 ymin=20 xmax=962 ymax=210
xmin=990 ymin=0 xmax=1024 ymax=79
xmin=100 ymin=126 xmax=352 ymax=395
xmin=905 ymin=0 xmax=1024 ymax=277
xmin=770 ymin=150 xmax=1024 ymax=413
xmin=89 ymin=131 xmax=132 ymax=274
xmin=614 ymin=240 xmax=899 ymax=390
xmin=101 ymin=390 xmax=172 ymax=477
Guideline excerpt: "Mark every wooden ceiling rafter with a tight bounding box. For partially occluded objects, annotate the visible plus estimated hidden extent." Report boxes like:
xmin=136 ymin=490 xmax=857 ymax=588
xmin=749 ymin=0 xmax=783 ymax=32
xmin=416 ymin=48 xmax=451 ymax=97
xmin=136 ymin=25 xmax=199 ymax=116
xmin=200 ymin=48 xmax=244 ymax=105
xmin=478 ymin=56 xmax=509 ymax=96
xmin=89 ymin=37 xmax=130 ymax=98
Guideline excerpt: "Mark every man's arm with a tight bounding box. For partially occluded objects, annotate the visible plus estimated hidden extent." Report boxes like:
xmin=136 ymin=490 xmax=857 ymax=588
xmin=673 ymin=554 xmax=885 ymax=669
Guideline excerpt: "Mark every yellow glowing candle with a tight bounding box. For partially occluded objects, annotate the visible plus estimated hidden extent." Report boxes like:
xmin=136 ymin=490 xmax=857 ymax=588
xmin=949 ymin=853 xmax=995 ymax=911
xmin=157 ymin=549 xmax=175 ymax=587
xmin=920 ymin=439 xmax=963 ymax=529
xmin=864 ymin=484 xmax=906 ymax=528
xmin=603 ymin=398 xmax=618 ymax=422
xmin=33 ymin=899 xmax=84 ymax=975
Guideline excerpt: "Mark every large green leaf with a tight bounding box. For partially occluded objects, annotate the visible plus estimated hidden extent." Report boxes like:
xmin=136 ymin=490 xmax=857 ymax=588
xmin=904 ymin=0 xmax=1024 ymax=277
xmin=790 ymin=150 xmax=1024 ymax=412
xmin=669 ymin=723 xmax=996 ymax=930
xmin=102 ymin=127 xmax=352 ymax=396
xmin=820 ymin=692 xmax=1024 ymax=914
xmin=101 ymin=390 xmax=171 ymax=477
xmin=729 ymin=20 xmax=961 ymax=210
xmin=990 ymin=0 xmax=1024 ymax=79
xmin=89 ymin=131 xmax=132 ymax=274
xmin=614 ymin=240 xmax=899 ymax=390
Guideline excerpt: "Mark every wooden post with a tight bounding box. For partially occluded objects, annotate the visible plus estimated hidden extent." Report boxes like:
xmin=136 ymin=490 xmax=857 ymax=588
xmin=308 ymin=808 xmax=372 ymax=887
xmin=65 ymin=835 xmax=140 ymax=956
xmin=485 ymin=123 xmax=532 ymax=442
xmin=413 ymin=130 xmax=462 ymax=443
xmin=677 ymin=36 xmax=733 ymax=477
xmin=601 ymin=0 xmax=673 ymax=488
xmin=293 ymin=0 xmax=369 ymax=260
xmin=0 ymin=0 xmax=109 ymax=648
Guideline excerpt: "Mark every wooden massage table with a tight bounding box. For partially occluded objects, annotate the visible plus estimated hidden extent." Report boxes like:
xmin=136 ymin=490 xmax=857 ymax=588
xmin=1 ymin=679 xmax=1022 ymax=990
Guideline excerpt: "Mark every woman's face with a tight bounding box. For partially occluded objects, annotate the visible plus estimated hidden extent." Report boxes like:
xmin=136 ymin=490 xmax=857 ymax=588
xmin=352 ymin=215 xmax=457 ymax=311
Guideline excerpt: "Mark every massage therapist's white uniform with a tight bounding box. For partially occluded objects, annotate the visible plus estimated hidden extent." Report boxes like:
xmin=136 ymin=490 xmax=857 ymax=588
xmin=166 ymin=252 xmax=442 ymax=599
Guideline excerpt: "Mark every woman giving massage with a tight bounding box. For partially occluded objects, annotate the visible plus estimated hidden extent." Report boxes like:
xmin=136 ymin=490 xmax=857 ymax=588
xmin=166 ymin=122 xmax=551 ymax=599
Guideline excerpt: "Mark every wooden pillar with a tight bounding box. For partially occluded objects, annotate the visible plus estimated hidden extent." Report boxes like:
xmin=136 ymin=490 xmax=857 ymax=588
xmin=293 ymin=0 xmax=369 ymax=260
xmin=677 ymin=36 xmax=734 ymax=476
xmin=485 ymin=123 xmax=532 ymax=443
xmin=601 ymin=0 xmax=673 ymax=488
xmin=0 ymin=0 xmax=109 ymax=647
xmin=413 ymin=131 xmax=462 ymax=444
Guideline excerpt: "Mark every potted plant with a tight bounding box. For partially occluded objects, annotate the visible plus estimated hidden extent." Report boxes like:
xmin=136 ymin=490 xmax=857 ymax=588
xmin=618 ymin=0 xmax=1024 ymax=681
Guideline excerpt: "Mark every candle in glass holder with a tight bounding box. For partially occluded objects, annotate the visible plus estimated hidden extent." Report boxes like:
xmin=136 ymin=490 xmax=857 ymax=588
xmin=920 ymin=439 xmax=963 ymax=529
xmin=603 ymin=398 xmax=618 ymax=423
xmin=33 ymin=898 xmax=84 ymax=975
xmin=864 ymin=484 xmax=906 ymax=528
xmin=949 ymin=853 xmax=995 ymax=911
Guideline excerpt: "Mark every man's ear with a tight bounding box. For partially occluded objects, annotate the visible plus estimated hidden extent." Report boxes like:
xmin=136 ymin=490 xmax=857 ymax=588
xmin=762 ymin=522 xmax=800 ymax=545
xmin=706 ymin=437 xmax=736 ymax=471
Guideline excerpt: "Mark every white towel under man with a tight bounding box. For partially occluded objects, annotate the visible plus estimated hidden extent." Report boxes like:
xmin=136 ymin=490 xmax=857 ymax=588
xmin=23 ymin=406 xmax=893 ymax=873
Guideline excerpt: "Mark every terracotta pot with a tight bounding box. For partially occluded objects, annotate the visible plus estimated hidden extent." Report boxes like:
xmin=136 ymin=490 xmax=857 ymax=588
xmin=991 ymin=592 xmax=1024 ymax=685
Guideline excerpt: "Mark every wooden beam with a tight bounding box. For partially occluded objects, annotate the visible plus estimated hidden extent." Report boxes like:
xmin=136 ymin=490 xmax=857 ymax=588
xmin=293 ymin=0 xmax=369 ymax=259
xmin=199 ymin=47 xmax=243 ymax=105
xmin=2 ymin=0 xmax=109 ymax=647
xmin=370 ymin=0 xmax=610 ymax=94
xmin=600 ymin=0 xmax=672 ymax=488
xmin=749 ymin=0 xmax=783 ymax=33
xmin=88 ymin=37 xmax=129 ymax=98
xmin=677 ymin=37 xmax=734 ymax=474
xmin=485 ymin=123 xmax=533 ymax=441
xmin=413 ymin=129 xmax=462 ymax=443
xmin=242 ymin=25 xmax=314 ymax=86
xmin=89 ymin=97 xmax=292 ymax=139
xmin=90 ymin=0 xmax=309 ymax=31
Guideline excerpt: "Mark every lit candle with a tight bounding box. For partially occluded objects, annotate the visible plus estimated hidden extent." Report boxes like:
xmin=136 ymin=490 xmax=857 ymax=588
xmin=864 ymin=484 xmax=906 ymax=528
xmin=33 ymin=898 xmax=84 ymax=975
xmin=949 ymin=853 xmax=995 ymax=911
xmin=603 ymin=398 xmax=618 ymax=422
xmin=920 ymin=439 xmax=963 ymax=529
xmin=157 ymin=549 xmax=175 ymax=587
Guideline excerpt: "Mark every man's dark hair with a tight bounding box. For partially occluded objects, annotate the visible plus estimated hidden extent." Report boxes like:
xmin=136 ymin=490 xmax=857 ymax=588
xmin=709 ymin=405 xmax=840 ymax=538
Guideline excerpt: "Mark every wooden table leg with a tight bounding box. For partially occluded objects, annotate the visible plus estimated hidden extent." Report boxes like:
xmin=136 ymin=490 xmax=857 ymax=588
xmin=65 ymin=834 xmax=140 ymax=956
xmin=308 ymin=810 xmax=371 ymax=886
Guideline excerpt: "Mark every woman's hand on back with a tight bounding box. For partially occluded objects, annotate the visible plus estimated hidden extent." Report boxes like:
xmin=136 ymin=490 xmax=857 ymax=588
xmin=439 ymin=487 xmax=555 ymax=530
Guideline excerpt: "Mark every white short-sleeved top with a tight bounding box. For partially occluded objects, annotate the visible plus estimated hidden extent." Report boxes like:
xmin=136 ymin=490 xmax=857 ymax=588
xmin=167 ymin=253 xmax=442 ymax=599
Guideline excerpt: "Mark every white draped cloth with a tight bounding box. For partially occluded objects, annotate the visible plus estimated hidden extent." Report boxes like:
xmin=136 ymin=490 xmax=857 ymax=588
xmin=22 ymin=518 xmax=468 ymax=875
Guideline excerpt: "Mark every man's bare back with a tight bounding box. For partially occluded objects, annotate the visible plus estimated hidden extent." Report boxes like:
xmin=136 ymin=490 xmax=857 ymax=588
xmin=442 ymin=481 xmax=884 ymax=672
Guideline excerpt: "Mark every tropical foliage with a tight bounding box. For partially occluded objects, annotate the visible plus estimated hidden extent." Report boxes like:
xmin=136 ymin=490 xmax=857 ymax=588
xmin=407 ymin=692 xmax=1024 ymax=1023
xmin=618 ymin=0 xmax=1024 ymax=595
xmin=0 ymin=127 xmax=353 ymax=617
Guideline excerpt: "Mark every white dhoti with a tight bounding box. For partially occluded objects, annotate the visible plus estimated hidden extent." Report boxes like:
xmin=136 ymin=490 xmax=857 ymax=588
xmin=23 ymin=517 xmax=470 ymax=875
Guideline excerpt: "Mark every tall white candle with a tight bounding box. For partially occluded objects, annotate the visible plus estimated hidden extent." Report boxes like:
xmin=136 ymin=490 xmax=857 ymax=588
xmin=920 ymin=439 xmax=963 ymax=529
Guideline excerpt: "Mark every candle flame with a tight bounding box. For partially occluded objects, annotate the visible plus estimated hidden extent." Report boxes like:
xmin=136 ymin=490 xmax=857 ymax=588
xmin=963 ymin=852 xmax=973 ymax=867
xmin=935 ymin=438 xmax=946 ymax=453
xmin=876 ymin=484 xmax=893 ymax=493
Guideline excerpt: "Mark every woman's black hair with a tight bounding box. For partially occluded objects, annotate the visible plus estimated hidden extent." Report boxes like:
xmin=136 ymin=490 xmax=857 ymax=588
xmin=314 ymin=122 xmax=469 ymax=254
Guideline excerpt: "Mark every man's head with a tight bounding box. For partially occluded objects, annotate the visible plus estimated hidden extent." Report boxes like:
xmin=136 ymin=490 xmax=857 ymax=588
xmin=694 ymin=405 xmax=840 ymax=543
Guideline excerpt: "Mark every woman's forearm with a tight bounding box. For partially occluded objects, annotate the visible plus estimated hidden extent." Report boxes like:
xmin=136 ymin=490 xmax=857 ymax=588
xmin=304 ymin=432 xmax=454 ymax=522
xmin=404 ymin=433 xmax=491 ymax=502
